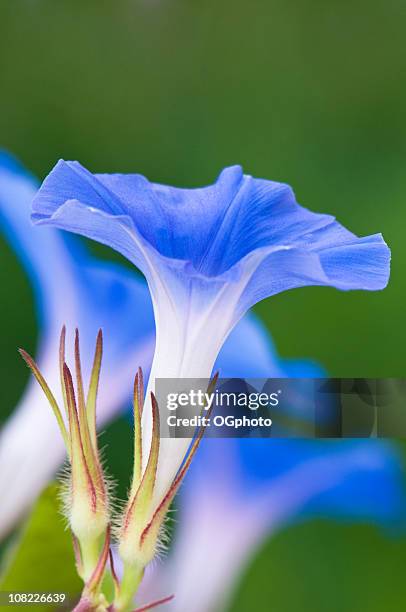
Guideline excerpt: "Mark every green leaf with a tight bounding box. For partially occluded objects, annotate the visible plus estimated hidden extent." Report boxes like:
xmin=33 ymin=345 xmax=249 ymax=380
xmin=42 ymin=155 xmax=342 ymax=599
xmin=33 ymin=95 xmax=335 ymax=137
xmin=0 ymin=483 xmax=82 ymax=609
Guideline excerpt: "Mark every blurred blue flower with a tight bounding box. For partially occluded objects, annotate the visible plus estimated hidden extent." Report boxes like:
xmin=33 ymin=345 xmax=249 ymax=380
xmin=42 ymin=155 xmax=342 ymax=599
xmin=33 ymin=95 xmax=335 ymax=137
xmin=31 ymin=161 xmax=391 ymax=501
xmin=140 ymin=318 xmax=405 ymax=612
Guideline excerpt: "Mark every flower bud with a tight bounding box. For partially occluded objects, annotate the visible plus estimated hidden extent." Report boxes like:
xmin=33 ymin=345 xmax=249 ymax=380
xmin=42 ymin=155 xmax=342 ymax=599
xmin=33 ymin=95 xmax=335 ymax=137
xmin=21 ymin=327 xmax=110 ymax=582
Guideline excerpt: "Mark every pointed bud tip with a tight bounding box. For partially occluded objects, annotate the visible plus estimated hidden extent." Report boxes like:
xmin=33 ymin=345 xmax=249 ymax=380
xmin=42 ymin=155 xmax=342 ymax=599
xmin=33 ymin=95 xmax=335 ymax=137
xmin=96 ymin=329 xmax=103 ymax=352
xmin=18 ymin=347 xmax=35 ymax=367
xmin=97 ymin=328 xmax=103 ymax=343
xmin=63 ymin=361 xmax=70 ymax=376
xmin=63 ymin=362 xmax=75 ymax=392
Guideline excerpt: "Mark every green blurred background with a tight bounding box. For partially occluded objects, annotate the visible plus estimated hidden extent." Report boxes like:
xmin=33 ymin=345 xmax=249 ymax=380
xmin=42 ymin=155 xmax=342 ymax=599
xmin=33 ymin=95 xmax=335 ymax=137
xmin=0 ymin=0 xmax=405 ymax=610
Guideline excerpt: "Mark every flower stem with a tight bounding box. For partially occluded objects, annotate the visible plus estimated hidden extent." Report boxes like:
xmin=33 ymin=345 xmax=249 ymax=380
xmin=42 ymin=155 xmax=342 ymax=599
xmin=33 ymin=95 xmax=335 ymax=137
xmin=81 ymin=535 xmax=103 ymax=583
xmin=114 ymin=561 xmax=145 ymax=612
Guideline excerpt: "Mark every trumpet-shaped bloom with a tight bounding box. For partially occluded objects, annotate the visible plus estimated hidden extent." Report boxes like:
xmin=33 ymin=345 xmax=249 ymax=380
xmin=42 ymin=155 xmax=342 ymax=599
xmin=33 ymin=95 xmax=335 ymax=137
xmin=32 ymin=161 xmax=391 ymax=501
xmin=138 ymin=319 xmax=405 ymax=612
xmin=0 ymin=153 xmax=155 ymax=536
xmin=0 ymin=154 xmax=319 ymax=541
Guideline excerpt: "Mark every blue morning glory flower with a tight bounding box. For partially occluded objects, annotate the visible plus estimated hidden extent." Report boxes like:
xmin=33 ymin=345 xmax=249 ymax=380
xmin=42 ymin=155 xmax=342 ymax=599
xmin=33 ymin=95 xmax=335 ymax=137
xmin=0 ymin=153 xmax=324 ymax=540
xmin=31 ymin=161 xmax=391 ymax=502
